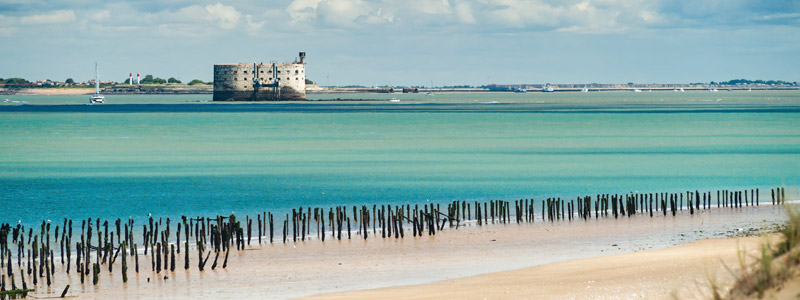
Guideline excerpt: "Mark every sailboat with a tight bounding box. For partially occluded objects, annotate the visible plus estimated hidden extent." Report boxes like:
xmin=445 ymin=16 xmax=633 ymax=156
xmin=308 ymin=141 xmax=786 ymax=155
xmin=89 ymin=62 xmax=105 ymax=104
xmin=581 ymin=86 xmax=589 ymax=92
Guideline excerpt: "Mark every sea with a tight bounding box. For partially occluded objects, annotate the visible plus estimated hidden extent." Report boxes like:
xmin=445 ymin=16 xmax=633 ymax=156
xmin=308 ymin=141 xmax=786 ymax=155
xmin=1 ymin=91 xmax=798 ymax=226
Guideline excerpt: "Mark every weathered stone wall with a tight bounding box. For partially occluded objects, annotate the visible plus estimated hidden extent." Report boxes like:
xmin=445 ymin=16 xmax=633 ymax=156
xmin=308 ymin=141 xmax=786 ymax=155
xmin=213 ymin=61 xmax=306 ymax=101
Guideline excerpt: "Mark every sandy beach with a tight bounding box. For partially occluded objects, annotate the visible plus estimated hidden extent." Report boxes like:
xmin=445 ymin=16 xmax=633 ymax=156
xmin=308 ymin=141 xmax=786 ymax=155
xmin=16 ymin=88 xmax=95 ymax=95
xmin=18 ymin=204 xmax=788 ymax=299
xmin=306 ymin=234 xmax=778 ymax=300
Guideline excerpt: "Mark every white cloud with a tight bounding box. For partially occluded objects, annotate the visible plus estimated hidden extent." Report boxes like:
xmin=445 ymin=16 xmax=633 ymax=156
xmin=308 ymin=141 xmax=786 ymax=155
xmin=205 ymin=3 xmax=242 ymax=30
xmin=245 ymin=14 xmax=265 ymax=34
xmin=455 ymin=2 xmax=476 ymax=24
xmin=760 ymin=13 xmax=800 ymax=21
xmin=288 ymin=0 xmax=321 ymax=23
xmin=89 ymin=10 xmax=111 ymax=22
xmin=278 ymin=0 xmax=703 ymax=33
xmin=409 ymin=0 xmax=452 ymax=15
xmin=287 ymin=0 xmax=398 ymax=28
xmin=19 ymin=10 xmax=76 ymax=25
xmin=316 ymin=0 xmax=371 ymax=27
xmin=0 ymin=14 xmax=18 ymax=37
xmin=168 ymin=5 xmax=209 ymax=24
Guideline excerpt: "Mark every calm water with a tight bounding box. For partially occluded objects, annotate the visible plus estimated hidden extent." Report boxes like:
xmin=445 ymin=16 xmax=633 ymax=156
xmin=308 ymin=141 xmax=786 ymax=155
xmin=1 ymin=91 xmax=799 ymax=225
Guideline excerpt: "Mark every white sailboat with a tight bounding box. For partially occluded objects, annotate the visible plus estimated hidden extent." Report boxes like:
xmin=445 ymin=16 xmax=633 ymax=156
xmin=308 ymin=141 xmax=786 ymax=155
xmin=90 ymin=62 xmax=105 ymax=104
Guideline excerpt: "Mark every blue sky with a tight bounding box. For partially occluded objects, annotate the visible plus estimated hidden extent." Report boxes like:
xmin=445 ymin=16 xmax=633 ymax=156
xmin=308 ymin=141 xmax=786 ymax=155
xmin=1 ymin=0 xmax=798 ymax=86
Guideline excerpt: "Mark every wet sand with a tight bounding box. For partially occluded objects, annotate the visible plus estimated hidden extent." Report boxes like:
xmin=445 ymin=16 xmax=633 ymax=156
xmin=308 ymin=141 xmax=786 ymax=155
xmin=25 ymin=205 xmax=788 ymax=299
xmin=306 ymin=234 xmax=779 ymax=300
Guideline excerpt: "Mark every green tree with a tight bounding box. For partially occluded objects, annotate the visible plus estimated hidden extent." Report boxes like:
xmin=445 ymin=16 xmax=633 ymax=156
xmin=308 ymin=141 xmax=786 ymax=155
xmin=2 ymin=78 xmax=30 ymax=86
xmin=187 ymin=79 xmax=206 ymax=85
xmin=65 ymin=78 xmax=75 ymax=84
xmin=141 ymin=74 xmax=155 ymax=84
xmin=167 ymin=77 xmax=181 ymax=84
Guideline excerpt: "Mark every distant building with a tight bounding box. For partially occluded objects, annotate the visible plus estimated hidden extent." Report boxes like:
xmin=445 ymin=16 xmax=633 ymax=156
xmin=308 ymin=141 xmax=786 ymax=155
xmin=36 ymin=79 xmax=62 ymax=86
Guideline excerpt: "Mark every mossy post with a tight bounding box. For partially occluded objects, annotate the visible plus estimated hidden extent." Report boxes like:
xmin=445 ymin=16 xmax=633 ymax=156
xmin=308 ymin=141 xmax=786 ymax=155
xmin=781 ymin=187 xmax=785 ymax=204
xmin=78 ymin=243 xmax=84 ymax=284
xmin=121 ymin=242 xmax=128 ymax=283
xmin=184 ymin=241 xmax=189 ymax=270
xmin=92 ymin=263 xmax=99 ymax=285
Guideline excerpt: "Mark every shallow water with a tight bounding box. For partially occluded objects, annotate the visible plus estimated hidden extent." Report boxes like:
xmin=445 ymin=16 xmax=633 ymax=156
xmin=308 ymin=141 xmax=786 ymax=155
xmin=0 ymin=91 xmax=798 ymax=224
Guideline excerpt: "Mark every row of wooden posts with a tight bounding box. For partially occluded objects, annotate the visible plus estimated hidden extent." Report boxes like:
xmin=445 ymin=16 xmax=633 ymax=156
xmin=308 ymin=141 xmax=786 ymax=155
xmin=0 ymin=187 xmax=789 ymax=298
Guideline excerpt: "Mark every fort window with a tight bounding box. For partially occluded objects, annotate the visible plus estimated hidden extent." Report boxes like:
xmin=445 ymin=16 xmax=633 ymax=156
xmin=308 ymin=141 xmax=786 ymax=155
xmin=295 ymin=70 xmax=298 ymax=74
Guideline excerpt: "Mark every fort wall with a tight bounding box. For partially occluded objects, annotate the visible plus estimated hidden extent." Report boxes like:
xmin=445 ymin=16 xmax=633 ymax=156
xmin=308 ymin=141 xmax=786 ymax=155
xmin=213 ymin=52 xmax=306 ymax=101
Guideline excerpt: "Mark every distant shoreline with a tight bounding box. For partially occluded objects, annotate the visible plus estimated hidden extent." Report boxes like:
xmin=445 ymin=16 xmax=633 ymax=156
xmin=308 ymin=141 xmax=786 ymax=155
xmin=1 ymin=85 xmax=797 ymax=96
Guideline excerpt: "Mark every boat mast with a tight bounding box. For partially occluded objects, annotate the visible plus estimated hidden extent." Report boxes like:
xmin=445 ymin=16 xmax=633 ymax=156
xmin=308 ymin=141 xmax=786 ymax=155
xmin=95 ymin=62 xmax=100 ymax=96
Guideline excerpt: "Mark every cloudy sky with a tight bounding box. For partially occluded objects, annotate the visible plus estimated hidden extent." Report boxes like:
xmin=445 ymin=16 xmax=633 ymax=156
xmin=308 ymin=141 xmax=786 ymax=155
xmin=1 ymin=0 xmax=798 ymax=86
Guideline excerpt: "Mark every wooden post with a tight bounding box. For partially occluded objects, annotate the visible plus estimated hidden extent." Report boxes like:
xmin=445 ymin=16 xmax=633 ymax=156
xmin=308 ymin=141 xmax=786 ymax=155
xmin=60 ymin=284 xmax=70 ymax=298
xmin=121 ymin=242 xmax=128 ymax=283
xmin=184 ymin=241 xmax=189 ymax=270
xmin=781 ymin=187 xmax=785 ymax=205
xmin=156 ymin=243 xmax=162 ymax=273
xmin=170 ymin=244 xmax=175 ymax=272
xmin=269 ymin=213 xmax=274 ymax=243
xmin=92 ymin=263 xmax=99 ymax=285
xmin=222 ymin=249 xmax=230 ymax=269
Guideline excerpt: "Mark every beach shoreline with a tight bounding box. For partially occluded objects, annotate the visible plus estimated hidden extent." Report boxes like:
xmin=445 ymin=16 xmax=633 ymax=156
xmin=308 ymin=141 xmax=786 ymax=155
xmin=303 ymin=233 xmax=781 ymax=300
xmin=17 ymin=204 xmax=788 ymax=299
xmin=14 ymin=88 xmax=95 ymax=95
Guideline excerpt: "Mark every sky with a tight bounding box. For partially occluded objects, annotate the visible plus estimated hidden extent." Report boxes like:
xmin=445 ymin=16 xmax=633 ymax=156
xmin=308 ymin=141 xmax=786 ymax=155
xmin=0 ymin=0 xmax=798 ymax=86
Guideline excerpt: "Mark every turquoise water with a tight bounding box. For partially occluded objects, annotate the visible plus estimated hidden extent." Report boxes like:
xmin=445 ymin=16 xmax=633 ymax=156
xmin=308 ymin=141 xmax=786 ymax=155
xmin=1 ymin=91 xmax=799 ymax=224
